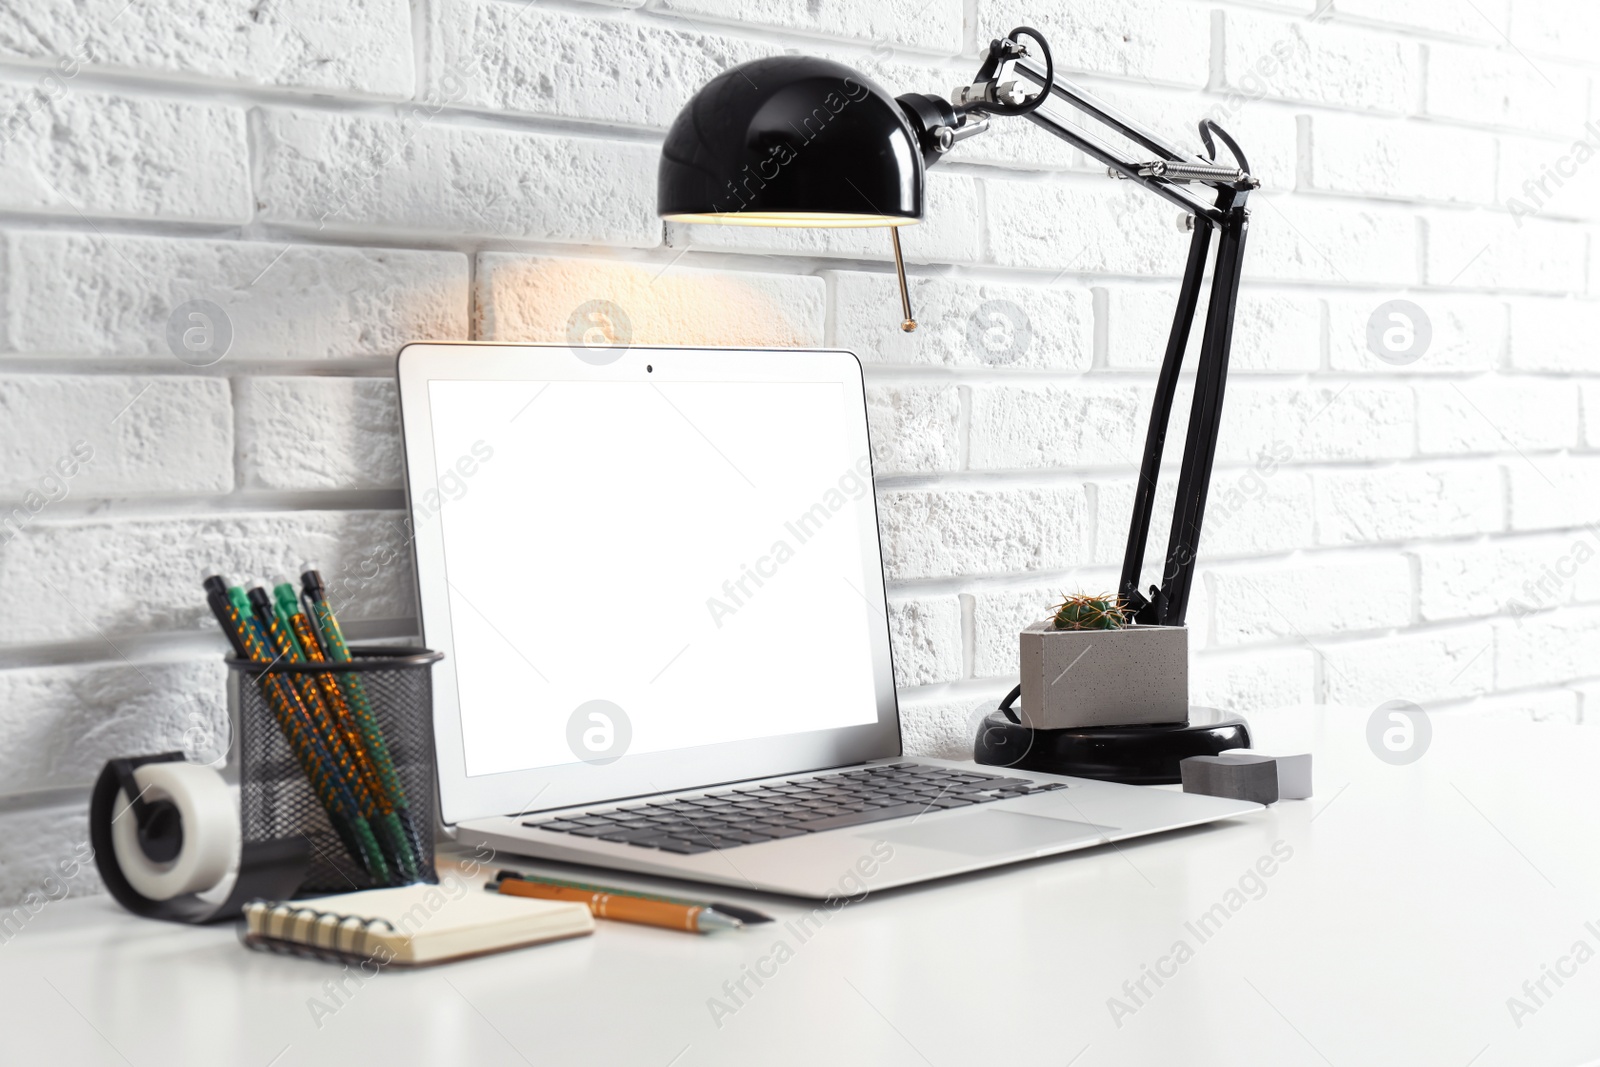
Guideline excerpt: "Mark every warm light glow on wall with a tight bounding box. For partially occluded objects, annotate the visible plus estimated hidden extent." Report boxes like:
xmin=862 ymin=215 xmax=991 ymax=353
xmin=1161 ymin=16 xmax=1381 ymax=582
xmin=477 ymin=257 xmax=823 ymax=348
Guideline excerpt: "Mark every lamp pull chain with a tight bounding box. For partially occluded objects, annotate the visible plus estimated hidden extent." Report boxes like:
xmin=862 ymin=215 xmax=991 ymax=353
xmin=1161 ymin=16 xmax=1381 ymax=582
xmin=889 ymin=228 xmax=917 ymax=332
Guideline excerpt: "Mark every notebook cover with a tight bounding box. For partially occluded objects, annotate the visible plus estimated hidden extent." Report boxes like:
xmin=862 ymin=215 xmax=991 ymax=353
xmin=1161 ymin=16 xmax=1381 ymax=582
xmin=242 ymin=884 xmax=594 ymax=965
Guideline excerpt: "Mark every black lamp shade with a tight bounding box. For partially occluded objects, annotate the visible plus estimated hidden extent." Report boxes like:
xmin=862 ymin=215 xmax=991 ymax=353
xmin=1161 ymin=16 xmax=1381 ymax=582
xmin=658 ymin=56 xmax=924 ymax=227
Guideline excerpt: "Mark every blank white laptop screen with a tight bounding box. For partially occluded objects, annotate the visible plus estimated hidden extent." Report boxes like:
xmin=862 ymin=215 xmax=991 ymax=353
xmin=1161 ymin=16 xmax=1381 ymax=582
xmin=426 ymin=378 xmax=882 ymax=778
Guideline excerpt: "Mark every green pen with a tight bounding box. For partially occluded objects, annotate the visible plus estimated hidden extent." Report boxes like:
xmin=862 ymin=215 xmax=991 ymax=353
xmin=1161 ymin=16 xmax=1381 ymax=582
xmin=274 ymin=579 xmax=417 ymax=882
xmin=239 ymin=579 xmax=390 ymax=884
xmin=214 ymin=576 xmax=381 ymax=882
xmin=300 ymin=563 xmax=429 ymax=874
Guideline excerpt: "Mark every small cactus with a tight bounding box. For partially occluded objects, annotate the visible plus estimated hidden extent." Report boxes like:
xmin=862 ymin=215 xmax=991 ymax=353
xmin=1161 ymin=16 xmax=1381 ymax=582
xmin=1051 ymin=592 xmax=1128 ymax=631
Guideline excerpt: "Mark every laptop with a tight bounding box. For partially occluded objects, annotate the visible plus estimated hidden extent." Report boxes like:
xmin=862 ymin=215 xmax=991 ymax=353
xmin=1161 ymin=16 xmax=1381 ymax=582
xmin=397 ymin=342 xmax=1260 ymax=899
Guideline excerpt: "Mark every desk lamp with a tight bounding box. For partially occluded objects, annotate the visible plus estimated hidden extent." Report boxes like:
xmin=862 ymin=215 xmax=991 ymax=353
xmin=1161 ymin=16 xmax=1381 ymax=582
xmin=659 ymin=28 xmax=1259 ymax=781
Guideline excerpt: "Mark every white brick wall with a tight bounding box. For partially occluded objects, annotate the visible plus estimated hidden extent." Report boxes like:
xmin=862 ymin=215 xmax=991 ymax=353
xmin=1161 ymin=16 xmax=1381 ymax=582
xmin=1 ymin=0 xmax=1598 ymax=906
xmin=0 ymin=86 xmax=251 ymax=222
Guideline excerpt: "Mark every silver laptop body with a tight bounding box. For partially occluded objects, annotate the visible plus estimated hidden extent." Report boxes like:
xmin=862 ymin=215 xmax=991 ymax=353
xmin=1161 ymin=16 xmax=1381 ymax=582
xmin=397 ymin=343 xmax=1259 ymax=899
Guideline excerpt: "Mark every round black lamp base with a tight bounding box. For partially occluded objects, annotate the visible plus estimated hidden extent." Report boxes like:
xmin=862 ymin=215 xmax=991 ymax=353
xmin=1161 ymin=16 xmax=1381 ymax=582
xmin=973 ymin=705 xmax=1251 ymax=785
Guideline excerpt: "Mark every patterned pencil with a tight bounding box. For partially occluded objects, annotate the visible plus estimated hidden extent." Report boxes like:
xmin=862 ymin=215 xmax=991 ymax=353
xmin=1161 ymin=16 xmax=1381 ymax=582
xmin=203 ymin=576 xmax=384 ymax=880
xmin=244 ymin=581 xmax=394 ymax=886
xmin=273 ymin=579 xmax=417 ymax=881
xmin=299 ymin=563 xmax=428 ymax=871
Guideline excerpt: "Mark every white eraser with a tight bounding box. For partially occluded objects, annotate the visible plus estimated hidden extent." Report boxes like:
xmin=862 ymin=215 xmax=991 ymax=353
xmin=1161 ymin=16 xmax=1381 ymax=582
xmin=1220 ymin=749 xmax=1312 ymax=800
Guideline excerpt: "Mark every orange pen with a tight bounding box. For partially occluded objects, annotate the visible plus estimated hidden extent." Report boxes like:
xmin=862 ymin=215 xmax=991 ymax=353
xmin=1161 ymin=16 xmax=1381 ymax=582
xmin=493 ymin=874 xmax=745 ymax=933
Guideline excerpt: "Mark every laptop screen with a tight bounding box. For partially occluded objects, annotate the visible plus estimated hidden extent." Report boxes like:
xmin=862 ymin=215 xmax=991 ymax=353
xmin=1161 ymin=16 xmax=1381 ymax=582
xmin=425 ymin=377 xmax=885 ymax=779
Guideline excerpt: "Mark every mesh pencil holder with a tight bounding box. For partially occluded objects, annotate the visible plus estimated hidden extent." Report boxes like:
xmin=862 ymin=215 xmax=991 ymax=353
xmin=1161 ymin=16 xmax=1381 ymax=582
xmin=228 ymin=647 xmax=443 ymax=895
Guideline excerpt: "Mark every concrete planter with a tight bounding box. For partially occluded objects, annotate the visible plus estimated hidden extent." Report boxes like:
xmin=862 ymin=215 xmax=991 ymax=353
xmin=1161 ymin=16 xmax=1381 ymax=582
xmin=1018 ymin=619 xmax=1188 ymax=729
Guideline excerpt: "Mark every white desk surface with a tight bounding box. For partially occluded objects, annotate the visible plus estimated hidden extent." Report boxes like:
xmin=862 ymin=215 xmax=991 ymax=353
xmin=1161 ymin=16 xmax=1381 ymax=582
xmin=3 ymin=706 xmax=1596 ymax=1067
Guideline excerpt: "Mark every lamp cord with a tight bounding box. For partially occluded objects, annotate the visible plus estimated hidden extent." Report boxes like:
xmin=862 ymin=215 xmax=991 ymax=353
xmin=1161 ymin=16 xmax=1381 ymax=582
xmin=987 ymin=27 xmax=1053 ymax=118
xmin=998 ymin=684 xmax=1022 ymax=723
xmin=1198 ymin=118 xmax=1251 ymax=177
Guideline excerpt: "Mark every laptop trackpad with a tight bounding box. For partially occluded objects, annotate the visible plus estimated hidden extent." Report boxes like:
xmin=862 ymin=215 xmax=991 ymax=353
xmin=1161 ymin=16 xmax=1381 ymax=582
xmin=861 ymin=810 xmax=1115 ymax=857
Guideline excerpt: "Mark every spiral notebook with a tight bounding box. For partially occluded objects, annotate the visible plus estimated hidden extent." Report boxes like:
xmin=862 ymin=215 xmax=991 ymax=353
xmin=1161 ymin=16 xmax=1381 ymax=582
xmin=243 ymin=884 xmax=595 ymax=966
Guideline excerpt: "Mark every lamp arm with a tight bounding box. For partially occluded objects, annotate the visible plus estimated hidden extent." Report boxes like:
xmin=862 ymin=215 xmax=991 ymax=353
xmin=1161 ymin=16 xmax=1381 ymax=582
xmin=1118 ymin=217 xmax=1215 ymax=623
xmin=1125 ymin=196 xmax=1250 ymax=627
xmin=917 ymin=30 xmax=1256 ymax=208
xmin=903 ymin=28 xmax=1257 ymax=627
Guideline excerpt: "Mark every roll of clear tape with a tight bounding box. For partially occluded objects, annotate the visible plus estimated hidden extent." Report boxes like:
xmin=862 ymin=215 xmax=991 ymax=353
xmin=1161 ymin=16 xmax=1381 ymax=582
xmin=109 ymin=762 xmax=240 ymax=901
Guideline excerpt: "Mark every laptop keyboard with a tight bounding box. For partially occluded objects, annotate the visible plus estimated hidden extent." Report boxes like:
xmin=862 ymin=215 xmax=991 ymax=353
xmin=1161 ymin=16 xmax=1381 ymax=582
xmin=524 ymin=762 xmax=1070 ymax=855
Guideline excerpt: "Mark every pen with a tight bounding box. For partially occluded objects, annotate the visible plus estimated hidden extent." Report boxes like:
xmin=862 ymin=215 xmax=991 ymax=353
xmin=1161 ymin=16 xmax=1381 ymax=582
xmin=204 ymin=574 xmax=385 ymax=881
xmin=300 ymin=563 xmax=429 ymax=873
xmin=245 ymin=579 xmax=395 ymax=885
xmin=214 ymin=575 xmax=388 ymax=883
xmin=491 ymin=871 xmax=766 ymax=933
xmin=273 ymin=579 xmax=418 ymax=882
